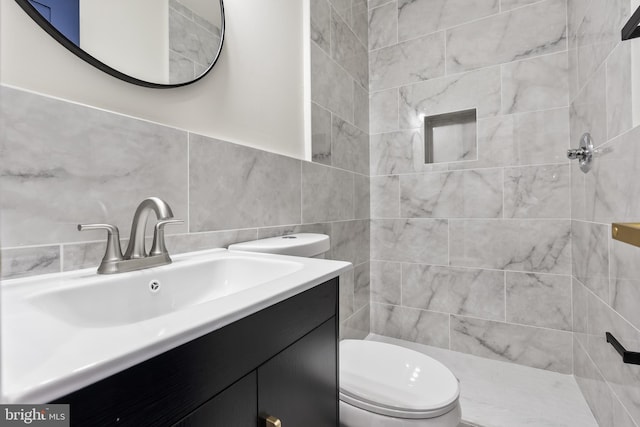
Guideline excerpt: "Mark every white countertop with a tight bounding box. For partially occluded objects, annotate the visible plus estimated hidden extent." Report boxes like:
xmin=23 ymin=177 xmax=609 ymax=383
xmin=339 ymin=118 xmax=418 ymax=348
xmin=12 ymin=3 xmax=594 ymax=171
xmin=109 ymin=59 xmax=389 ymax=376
xmin=1 ymin=249 xmax=351 ymax=404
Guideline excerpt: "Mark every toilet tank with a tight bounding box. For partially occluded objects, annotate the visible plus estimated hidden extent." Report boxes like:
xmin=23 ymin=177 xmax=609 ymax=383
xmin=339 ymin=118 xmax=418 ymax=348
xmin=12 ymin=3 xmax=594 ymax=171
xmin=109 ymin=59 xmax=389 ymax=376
xmin=228 ymin=233 xmax=330 ymax=258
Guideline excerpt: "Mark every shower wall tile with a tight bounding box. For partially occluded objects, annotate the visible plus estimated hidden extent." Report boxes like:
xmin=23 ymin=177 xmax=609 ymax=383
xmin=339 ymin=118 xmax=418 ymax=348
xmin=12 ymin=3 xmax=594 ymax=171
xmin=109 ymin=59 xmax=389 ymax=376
xmin=400 ymin=169 xmax=503 ymax=218
xmin=369 ymin=0 xmax=390 ymax=8
xmin=332 ymin=116 xmax=369 ymax=175
xmin=371 ymin=175 xmax=400 ymax=218
xmin=371 ymin=219 xmax=448 ymax=264
xmin=312 ymin=103 xmax=332 ymax=165
xmin=503 ymin=164 xmax=571 ymax=218
xmin=368 ymin=1 xmax=397 ymax=51
xmin=332 ymin=9 xmax=369 ymax=88
xmin=354 ymin=174 xmax=371 ymax=219
xmin=402 ymin=264 xmax=505 ymax=321
xmin=302 ymin=162 xmax=354 ymax=223
xmin=606 ymin=41 xmax=633 ymax=141
xmin=372 ymin=303 xmax=450 ymax=348
xmin=450 ymin=315 xmax=573 ymax=373
xmin=571 ymin=220 xmax=609 ymax=301
xmin=398 ymin=66 xmax=502 ymax=129
xmin=370 ymin=260 xmax=402 ymax=304
xmin=329 ymin=0 xmax=351 ymax=22
xmin=354 ymin=262 xmax=371 ymax=311
xmin=445 ymin=0 xmax=567 ymax=74
xmin=501 ymin=52 xmax=569 ymax=114
xmin=611 ymin=240 xmax=640 ymax=331
xmin=189 ymin=135 xmax=301 ymax=231
xmin=311 ymin=0 xmax=331 ymax=54
xmin=330 ymin=220 xmax=370 ymax=265
xmin=450 ymin=220 xmax=571 ymax=274
xmin=351 ymin=0 xmax=369 ymax=48
xmin=574 ymin=339 xmax=615 ymax=427
xmin=311 ymin=43 xmax=354 ymax=121
xmin=570 ymin=65 xmax=606 ymax=148
xmin=585 ymin=126 xmax=640 ymax=224
xmin=370 ymin=89 xmax=398 ymax=134
xmin=1 ymin=246 xmax=60 ymax=279
xmin=339 ymin=268 xmax=356 ymax=321
xmin=397 ymin=0 xmax=499 ymax=42
xmin=370 ymin=32 xmax=445 ymax=92
xmin=505 ymin=272 xmax=572 ymax=331
xmin=370 ymin=130 xmax=449 ymax=175
xmin=449 ymin=108 xmax=569 ymax=170
xmin=500 ymin=0 xmax=541 ymax=11
xmin=341 ymin=304 xmax=371 ymax=340
xmin=572 ymin=278 xmax=589 ymax=346
xmin=0 ymin=87 xmax=189 ymax=247
xmin=575 ymin=0 xmax=629 ymax=89
xmin=584 ymin=292 xmax=640 ymax=423
xmin=354 ymin=82 xmax=370 ymax=132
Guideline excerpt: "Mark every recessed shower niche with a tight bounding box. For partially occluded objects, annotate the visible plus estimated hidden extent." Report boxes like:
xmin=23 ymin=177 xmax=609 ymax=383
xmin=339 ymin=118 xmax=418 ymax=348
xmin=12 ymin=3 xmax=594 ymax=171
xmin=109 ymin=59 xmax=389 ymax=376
xmin=424 ymin=109 xmax=477 ymax=164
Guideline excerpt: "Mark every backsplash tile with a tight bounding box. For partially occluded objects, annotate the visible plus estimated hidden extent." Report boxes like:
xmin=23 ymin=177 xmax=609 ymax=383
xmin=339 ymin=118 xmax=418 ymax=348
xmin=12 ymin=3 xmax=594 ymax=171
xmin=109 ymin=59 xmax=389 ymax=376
xmin=189 ymin=134 xmax=301 ymax=231
xmin=1 ymin=246 xmax=60 ymax=279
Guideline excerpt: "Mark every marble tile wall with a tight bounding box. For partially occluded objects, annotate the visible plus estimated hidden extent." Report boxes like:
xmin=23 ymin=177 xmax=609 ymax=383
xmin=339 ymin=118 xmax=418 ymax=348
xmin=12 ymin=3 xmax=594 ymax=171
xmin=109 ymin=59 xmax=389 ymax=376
xmin=568 ymin=1 xmax=640 ymax=426
xmin=311 ymin=0 xmax=372 ymax=339
xmin=0 ymin=85 xmax=369 ymax=339
xmin=368 ymin=0 xmax=575 ymax=374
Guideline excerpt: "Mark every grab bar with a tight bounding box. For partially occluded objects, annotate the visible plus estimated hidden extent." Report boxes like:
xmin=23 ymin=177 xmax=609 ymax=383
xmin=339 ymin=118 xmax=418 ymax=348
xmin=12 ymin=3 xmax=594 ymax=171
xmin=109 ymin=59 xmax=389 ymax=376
xmin=606 ymin=332 xmax=640 ymax=365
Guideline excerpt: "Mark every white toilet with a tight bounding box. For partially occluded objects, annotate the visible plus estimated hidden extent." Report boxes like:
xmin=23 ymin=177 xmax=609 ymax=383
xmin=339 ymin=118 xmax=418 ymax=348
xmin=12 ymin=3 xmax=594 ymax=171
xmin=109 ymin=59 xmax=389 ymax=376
xmin=229 ymin=234 xmax=461 ymax=427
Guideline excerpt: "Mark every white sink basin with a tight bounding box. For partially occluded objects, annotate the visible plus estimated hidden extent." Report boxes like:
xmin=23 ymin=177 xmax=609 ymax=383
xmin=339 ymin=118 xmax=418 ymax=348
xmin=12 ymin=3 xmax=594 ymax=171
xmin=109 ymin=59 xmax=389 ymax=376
xmin=29 ymin=254 xmax=303 ymax=328
xmin=1 ymin=248 xmax=351 ymax=404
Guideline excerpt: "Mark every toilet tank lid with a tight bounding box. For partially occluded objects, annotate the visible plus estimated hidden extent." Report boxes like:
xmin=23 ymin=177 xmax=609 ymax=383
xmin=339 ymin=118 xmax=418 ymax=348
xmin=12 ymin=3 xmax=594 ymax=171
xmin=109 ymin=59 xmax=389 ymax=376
xmin=228 ymin=233 xmax=330 ymax=257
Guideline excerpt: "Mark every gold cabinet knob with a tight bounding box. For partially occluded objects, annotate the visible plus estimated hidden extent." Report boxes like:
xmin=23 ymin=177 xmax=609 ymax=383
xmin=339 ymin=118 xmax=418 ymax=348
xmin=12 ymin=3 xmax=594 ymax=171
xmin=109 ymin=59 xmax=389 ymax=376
xmin=265 ymin=415 xmax=282 ymax=427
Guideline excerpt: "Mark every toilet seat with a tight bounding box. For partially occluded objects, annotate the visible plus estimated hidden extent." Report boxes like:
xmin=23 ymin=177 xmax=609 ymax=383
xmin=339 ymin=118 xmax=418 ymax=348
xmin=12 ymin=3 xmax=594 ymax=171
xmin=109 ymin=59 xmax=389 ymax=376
xmin=339 ymin=340 xmax=460 ymax=420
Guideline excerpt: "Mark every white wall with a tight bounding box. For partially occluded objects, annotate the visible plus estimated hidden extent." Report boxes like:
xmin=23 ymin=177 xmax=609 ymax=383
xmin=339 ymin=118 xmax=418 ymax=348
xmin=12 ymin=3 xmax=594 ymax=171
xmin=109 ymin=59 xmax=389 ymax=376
xmin=0 ymin=0 xmax=308 ymax=160
xmin=80 ymin=0 xmax=169 ymax=84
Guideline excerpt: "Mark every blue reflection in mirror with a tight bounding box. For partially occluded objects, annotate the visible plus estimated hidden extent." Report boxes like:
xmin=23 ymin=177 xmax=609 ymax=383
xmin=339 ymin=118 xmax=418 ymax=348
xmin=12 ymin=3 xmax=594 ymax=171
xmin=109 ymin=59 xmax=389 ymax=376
xmin=29 ymin=0 xmax=79 ymax=45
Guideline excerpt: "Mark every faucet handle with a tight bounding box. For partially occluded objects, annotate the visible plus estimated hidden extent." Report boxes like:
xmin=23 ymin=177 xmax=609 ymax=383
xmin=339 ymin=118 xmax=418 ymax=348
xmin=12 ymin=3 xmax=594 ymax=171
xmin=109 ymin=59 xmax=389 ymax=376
xmin=150 ymin=219 xmax=184 ymax=257
xmin=77 ymin=223 xmax=124 ymax=267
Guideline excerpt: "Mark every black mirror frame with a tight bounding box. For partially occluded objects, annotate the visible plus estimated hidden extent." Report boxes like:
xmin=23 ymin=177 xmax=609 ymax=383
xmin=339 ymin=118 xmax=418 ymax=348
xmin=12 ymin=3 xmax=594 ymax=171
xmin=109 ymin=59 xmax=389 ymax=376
xmin=14 ymin=0 xmax=225 ymax=89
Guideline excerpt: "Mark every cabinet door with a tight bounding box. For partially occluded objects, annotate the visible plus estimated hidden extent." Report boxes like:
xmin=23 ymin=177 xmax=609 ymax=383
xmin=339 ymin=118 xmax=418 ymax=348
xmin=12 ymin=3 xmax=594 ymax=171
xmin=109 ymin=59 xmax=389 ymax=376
xmin=173 ymin=372 xmax=257 ymax=427
xmin=258 ymin=318 xmax=337 ymax=427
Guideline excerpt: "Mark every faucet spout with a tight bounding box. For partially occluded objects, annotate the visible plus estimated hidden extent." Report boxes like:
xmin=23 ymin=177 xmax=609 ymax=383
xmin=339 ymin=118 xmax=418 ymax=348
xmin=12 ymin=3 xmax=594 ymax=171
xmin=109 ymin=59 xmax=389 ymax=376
xmin=124 ymin=197 xmax=174 ymax=259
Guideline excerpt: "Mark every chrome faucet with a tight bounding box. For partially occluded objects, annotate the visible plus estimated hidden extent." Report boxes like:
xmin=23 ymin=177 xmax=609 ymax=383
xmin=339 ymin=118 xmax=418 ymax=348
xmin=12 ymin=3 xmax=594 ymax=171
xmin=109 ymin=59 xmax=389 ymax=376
xmin=78 ymin=197 xmax=183 ymax=274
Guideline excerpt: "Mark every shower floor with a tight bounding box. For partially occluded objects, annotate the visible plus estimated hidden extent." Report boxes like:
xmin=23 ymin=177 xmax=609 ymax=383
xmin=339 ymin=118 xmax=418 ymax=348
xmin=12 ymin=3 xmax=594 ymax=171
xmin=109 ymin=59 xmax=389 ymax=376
xmin=365 ymin=334 xmax=598 ymax=427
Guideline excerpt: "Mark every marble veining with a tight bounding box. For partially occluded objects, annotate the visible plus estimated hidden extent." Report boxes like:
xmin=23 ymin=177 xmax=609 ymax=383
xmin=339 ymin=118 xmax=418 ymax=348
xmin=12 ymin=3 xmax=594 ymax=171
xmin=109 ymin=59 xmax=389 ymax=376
xmin=371 ymin=218 xmax=449 ymax=264
xmin=0 ymin=87 xmax=189 ymax=247
xmin=402 ymin=264 xmax=505 ymax=321
xmin=503 ymin=164 xmax=571 ymax=218
xmin=371 ymin=175 xmax=400 ymax=218
xmin=369 ymin=32 xmax=445 ymax=92
xmin=1 ymin=246 xmax=60 ymax=279
xmin=311 ymin=0 xmax=331 ymax=54
xmin=332 ymin=9 xmax=369 ymax=88
xmin=370 ymin=260 xmax=402 ymax=304
xmin=399 ymin=67 xmax=501 ymax=129
xmin=311 ymin=103 xmax=332 ymax=166
xmin=371 ymin=303 xmax=450 ymax=348
xmin=446 ymin=0 xmax=567 ymax=73
xmin=450 ymin=315 xmax=573 ymax=373
xmin=397 ymin=0 xmax=499 ymax=43
xmin=332 ymin=116 xmax=369 ymax=175
xmin=302 ymin=162 xmax=354 ymax=223
xmin=400 ymin=169 xmax=503 ymax=218
xmin=368 ymin=1 xmax=397 ymax=51
xmin=506 ymin=272 xmax=572 ymax=330
xmin=570 ymin=220 xmax=609 ymax=301
xmin=450 ymin=220 xmax=571 ymax=274
xmin=501 ymin=52 xmax=569 ymax=114
xmin=311 ymin=43 xmax=354 ymax=121
xmin=330 ymin=220 xmax=370 ymax=265
xmin=189 ymin=134 xmax=301 ymax=231
xmin=370 ymin=130 xmax=449 ymax=175
xmin=370 ymin=89 xmax=399 ymax=134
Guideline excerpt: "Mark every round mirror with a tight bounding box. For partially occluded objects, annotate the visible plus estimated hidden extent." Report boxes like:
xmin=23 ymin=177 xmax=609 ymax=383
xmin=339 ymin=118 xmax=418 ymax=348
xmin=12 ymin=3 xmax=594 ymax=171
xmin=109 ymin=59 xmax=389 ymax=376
xmin=15 ymin=0 xmax=225 ymax=88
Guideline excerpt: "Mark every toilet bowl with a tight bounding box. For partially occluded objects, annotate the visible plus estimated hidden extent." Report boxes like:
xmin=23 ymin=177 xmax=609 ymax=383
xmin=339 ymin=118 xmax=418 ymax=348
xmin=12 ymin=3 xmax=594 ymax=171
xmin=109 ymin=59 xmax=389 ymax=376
xmin=228 ymin=234 xmax=461 ymax=426
xmin=339 ymin=340 xmax=461 ymax=427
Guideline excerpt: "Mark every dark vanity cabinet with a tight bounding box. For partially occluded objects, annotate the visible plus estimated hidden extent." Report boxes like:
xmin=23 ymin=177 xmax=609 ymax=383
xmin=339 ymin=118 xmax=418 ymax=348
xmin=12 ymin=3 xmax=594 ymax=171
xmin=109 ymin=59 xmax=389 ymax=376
xmin=52 ymin=278 xmax=338 ymax=427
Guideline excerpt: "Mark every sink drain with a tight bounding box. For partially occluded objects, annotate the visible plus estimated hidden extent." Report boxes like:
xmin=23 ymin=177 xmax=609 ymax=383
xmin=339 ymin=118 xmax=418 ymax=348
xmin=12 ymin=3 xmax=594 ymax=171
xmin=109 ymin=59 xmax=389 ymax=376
xmin=149 ymin=280 xmax=161 ymax=293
